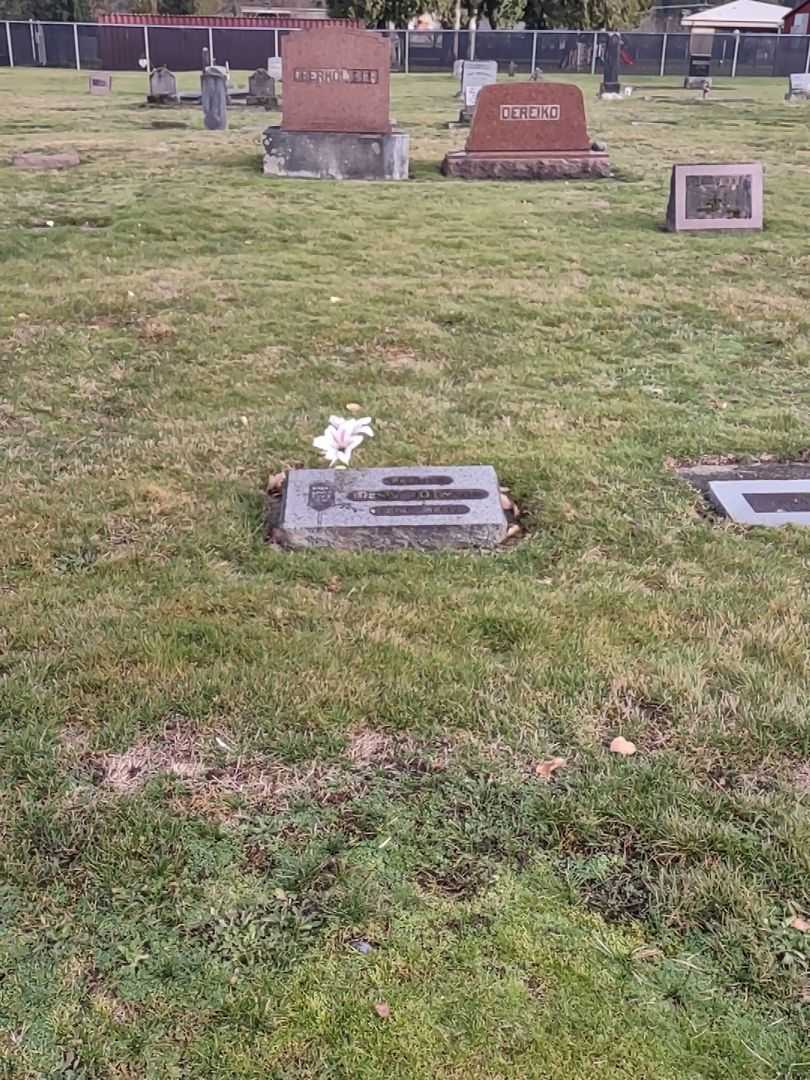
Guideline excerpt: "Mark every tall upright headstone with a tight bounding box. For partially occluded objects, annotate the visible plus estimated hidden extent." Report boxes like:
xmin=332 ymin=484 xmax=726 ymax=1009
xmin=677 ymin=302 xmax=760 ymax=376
xmin=442 ymin=82 xmax=609 ymax=180
xmin=262 ymin=28 xmax=408 ymax=180
xmin=461 ymin=60 xmax=497 ymax=98
xmin=248 ymin=68 xmax=278 ymax=108
xmin=201 ymin=65 xmax=228 ymax=130
xmin=599 ymin=32 xmax=621 ymax=97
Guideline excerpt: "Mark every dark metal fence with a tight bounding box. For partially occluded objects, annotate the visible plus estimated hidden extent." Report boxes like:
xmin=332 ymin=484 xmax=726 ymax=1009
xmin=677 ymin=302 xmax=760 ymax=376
xmin=1 ymin=21 xmax=809 ymax=78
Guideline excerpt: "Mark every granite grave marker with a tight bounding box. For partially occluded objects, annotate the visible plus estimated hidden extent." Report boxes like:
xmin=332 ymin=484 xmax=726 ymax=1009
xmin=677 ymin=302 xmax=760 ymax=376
xmin=201 ymin=65 xmax=228 ymax=130
xmin=88 ymin=73 xmax=112 ymax=95
xmin=262 ymin=27 xmax=408 ymax=180
xmin=461 ymin=60 xmax=498 ymax=98
xmin=785 ymin=73 xmax=810 ymax=100
xmin=248 ymin=68 xmax=278 ymax=107
xmin=276 ymin=466 xmax=508 ymax=550
xmin=442 ymin=82 xmax=609 ymax=180
xmin=708 ymin=480 xmax=810 ymax=526
xmin=666 ymin=162 xmax=763 ymax=231
xmin=599 ymin=32 xmax=621 ymax=97
xmin=148 ymin=67 xmax=178 ymax=104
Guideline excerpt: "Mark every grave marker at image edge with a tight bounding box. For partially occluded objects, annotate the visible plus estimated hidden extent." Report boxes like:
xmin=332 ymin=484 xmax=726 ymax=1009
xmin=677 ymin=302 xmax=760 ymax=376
xmin=88 ymin=73 xmax=112 ymax=95
xmin=666 ymin=162 xmax=762 ymax=231
xmin=442 ymin=82 xmax=609 ymax=180
xmin=708 ymin=480 xmax=810 ymax=526
xmin=276 ymin=466 xmax=508 ymax=550
xmin=262 ymin=27 xmax=408 ymax=180
xmin=785 ymin=73 xmax=810 ymax=101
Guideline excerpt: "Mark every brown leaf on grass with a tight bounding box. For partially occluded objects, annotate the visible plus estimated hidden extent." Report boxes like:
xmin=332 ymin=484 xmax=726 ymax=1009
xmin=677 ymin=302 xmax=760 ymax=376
xmin=790 ymin=916 xmax=810 ymax=933
xmin=325 ymin=576 xmax=342 ymax=593
xmin=373 ymin=1002 xmax=391 ymax=1019
xmin=346 ymin=402 xmax=361 ymax=413
xmin=609 ymin=736 xmax=637 ymax=757
xmin=267 ymin=471 xmax=285 ymax=495
xmin=505 ymin=524 xmax=522 ymax=539
xmin=500 ymin=492 xmax=514 ymax=512
xmin=535 ymin=757 xmax=566 ymax=780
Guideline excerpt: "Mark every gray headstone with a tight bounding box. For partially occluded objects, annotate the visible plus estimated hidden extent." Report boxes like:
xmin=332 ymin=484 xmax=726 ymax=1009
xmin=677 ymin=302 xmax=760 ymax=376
xmin=276 ymin=465 xmax=508 ymax=550
xmin=88 ymin=72 xmax=112 ymax=95
xmin=201 ymin=66 xmax=228 ymax=130
xmin=787 ymin=72 xmax=810 ymax=99
xmin=149 ymin=66 xmax=177 ymax=101
xmin=666 ymin=162 xmax=763 ymax=232
xmin=708 ymin=480 xmax=810 ymax=526
xmin=461 ymin=60 xmax=497 ymax=96
xmin=249 ymin=68 xmax=277 ymax=105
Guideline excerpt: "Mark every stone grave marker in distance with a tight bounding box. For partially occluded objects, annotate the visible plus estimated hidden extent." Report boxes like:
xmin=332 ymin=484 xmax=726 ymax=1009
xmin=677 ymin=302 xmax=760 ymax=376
xmin=666 ymin=162 xmax=763 ymax=231
xmin=276 ymin=466 xmax=508 ymax=551
xmin=88 ymin=73 xmax=112 ymax=95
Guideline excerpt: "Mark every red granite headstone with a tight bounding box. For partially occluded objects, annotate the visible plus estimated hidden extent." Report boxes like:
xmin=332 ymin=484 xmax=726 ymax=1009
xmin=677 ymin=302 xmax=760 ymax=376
xmin=281 ymin=28 xmax=390 ymax=135
xmin=466 ymin=83 xmax=590 ymax=153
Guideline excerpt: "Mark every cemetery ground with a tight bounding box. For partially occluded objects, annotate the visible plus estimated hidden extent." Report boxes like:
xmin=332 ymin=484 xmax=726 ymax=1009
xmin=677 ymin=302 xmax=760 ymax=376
xmin=2 ymin=66 xmax=810 ymax=1078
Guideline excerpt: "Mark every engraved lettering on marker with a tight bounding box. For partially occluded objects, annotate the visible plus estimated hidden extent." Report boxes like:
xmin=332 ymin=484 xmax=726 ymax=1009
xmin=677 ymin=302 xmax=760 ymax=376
xmin=382 ymin=475 xmax=453 ymax=486
xmin=499 ymin=104 xmax=560 ymax=121
xmin=347 ymin=488 xmax=488 ymax=503
xmin=294 ymin=67 xmax=379 ymax=85
xmin=369 ymin=505 xmax=471 ymax=517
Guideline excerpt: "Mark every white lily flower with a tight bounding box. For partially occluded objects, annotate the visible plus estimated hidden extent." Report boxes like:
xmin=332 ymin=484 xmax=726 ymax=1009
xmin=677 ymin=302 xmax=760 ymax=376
xmin=312 ymin=415 xmax=374 ymax=467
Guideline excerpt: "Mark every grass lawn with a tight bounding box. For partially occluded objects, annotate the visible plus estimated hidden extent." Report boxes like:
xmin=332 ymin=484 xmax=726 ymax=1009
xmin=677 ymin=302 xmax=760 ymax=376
xmin=2 ymin=67 xmax=810 ymax=1078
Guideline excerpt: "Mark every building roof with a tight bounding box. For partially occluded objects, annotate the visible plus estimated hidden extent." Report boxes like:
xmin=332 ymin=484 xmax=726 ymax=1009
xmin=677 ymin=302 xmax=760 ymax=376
xmin=681 ymin=0 xmax=791 ymax=28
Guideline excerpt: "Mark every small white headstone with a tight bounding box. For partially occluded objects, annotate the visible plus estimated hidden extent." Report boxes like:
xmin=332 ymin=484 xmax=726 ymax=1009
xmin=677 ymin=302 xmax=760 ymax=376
xmin=464 ymin=85 xmax=481 ymax=108
xmin=267 ymin=56 xmax=282 ymax=81
xmin=461 ymin=60 xmax=497 ymax=96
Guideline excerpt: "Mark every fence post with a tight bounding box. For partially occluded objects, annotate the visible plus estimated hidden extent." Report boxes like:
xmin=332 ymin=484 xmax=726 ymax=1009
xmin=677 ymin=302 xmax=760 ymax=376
xmin=5 ymin=21 xmax=13 ymax=67
xmin=590 ymin=30 xmax=598 ymax=74
xmin=274 ymin=27 xmax=279 ymax=59
xmin=208 ymin=26 xmax=213 ymax=63
xmin=805 ymin=33 xmax=810 ymax=72
xmin=531 ymin=29 xmax=537 ymax=73
xmin=731 ymin=29 xmax=740 ymax=77
xmin=29 ymin=19 xmax=35 ymax=64
xmin=143 ymin=24 xmax=150 ymax=75
xmin=659 ymin=32 xmax=667 ymax=76
xmin=404 ymin=28 xmax=409 ymax=73
xmin=73 ymin=22 xmax=80 ymax=70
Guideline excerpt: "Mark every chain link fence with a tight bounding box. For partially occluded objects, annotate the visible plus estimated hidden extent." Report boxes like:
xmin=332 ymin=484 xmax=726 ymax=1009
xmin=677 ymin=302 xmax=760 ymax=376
xmin=1 ymin=21 xmax=808 ymax=78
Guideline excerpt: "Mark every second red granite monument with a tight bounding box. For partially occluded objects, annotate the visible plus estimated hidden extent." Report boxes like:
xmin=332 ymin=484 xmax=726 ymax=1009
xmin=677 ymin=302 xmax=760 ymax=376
xmin=442 ymin=82 xmax=609 ymax=180
xmin=263 ymin=28 xmax=408 ymax=181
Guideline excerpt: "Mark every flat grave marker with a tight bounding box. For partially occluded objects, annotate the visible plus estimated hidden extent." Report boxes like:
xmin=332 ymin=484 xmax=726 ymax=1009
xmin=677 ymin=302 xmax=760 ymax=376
xmin=708 ymin=480 xmax=810 ymax=526
xmin=276 ymin=466 xmax=508 ymax=550
xmin=666 ymin=162 xmax=763 ymax=231
xmin=88 ymin=73 xmax=112 ymax=95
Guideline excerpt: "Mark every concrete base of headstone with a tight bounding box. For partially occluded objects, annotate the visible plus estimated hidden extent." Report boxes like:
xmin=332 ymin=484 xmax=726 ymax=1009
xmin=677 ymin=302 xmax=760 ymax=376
xmin=262 ymin=127 xmax=409 ymax=181
xmin=247 ymin=93 xmax=279 ymax=109
xmin=147 ymin=93 xmax=180 ymax=106
xmin=441 ymin=149 xmax=609 ymax=180
xmin=598 ymin=82 xmax=622 ymax=98
xmin=684 ymin=76 xmax=712 ymax=89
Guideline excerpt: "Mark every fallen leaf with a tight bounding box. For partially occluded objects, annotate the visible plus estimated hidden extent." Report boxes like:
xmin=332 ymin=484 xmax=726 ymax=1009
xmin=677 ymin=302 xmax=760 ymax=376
xmin=325 ymin=576 xmax=342 ymax=593
xmin=505 ymin=524 xmax=522 ymax=539
xmin=239 ymin=415 xmax=248 ymax=427
xmin=373 ymin=1002 xmax=391 ymax=1019
xmin=535 ymin=756 xmax=566 ymax=780
xmin=45 ymin=219 xmax=54 ymax=227
xmin=500 ymin=492 xmax=514 ymax=512
xmin=350 ymin=939 xmax=373 ymax=955
xmin=267 ymin=471 xmax=285 ymax=495
xmin=329 ymin=296 xmax=343 ymax=304
xmin=345 ymin=402 xmax=361 ymax=413
xmin=609 ymin=736 xmax=637 ymax=757
xmin=790 ymin=916 xmax=810 ymax=933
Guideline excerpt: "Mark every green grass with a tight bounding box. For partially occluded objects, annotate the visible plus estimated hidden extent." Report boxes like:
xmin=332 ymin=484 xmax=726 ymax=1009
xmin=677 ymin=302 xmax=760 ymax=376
xmin=2 ymin=68 xmax=810 ymax=1078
